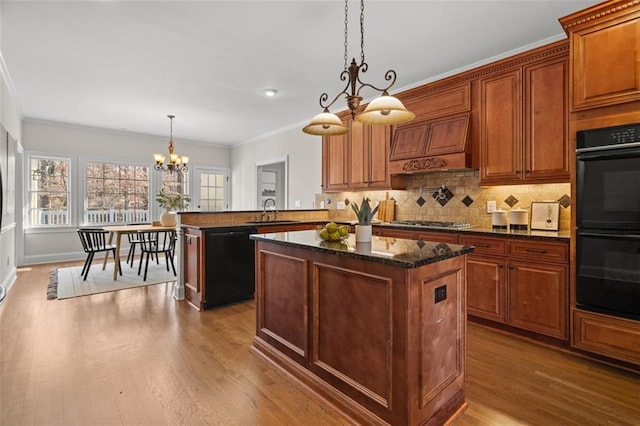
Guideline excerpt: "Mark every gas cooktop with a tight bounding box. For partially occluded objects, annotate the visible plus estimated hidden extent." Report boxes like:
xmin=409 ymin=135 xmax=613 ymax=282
xmin=390 ymin=220 xmax=473 ymax=229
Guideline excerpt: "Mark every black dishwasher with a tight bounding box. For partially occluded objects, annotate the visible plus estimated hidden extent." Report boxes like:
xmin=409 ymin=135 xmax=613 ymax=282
xmin=204 ymin=226 xmax=257 ymax=309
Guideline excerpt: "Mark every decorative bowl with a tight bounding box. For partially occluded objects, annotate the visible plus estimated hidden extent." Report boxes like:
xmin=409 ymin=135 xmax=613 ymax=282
xmin=316 ymin=224 xmax=349 ymax=242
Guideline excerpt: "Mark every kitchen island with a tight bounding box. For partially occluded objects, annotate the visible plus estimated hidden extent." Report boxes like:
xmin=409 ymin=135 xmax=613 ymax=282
xmin=250 ymin=230 xmax=473 ymax=425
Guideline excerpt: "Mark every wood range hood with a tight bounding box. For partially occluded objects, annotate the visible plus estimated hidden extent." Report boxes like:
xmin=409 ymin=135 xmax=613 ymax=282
xmin=388 ymin=112 xmax=474 ymax=175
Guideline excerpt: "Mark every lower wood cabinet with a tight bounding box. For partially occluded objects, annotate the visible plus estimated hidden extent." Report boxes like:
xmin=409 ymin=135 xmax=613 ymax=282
xmin=461 ymin=234 xmax=568 ymax=340
xmin=572 ymin=309 xmax=640 ymax=366
xmin=183 ymin=228 xmax=203 ymax=310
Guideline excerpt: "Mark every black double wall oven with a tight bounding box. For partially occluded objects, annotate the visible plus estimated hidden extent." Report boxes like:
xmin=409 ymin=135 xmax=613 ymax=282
xmin=576 ymin=123 xmax=640 ymax=321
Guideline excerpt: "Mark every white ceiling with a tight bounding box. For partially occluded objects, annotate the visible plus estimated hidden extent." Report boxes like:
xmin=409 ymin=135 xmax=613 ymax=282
xmin=1 ymin=0 xmax=597 ymax=146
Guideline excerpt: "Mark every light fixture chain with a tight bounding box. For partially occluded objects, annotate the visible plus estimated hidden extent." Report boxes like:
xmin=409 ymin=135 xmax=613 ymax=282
xmin=343 ymin=0 xmax=349 ymax=71
xmin=360 ymin=0 xmax=365 ymax=64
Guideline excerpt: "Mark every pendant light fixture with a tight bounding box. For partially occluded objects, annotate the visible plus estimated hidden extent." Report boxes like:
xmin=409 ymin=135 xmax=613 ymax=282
xmin=303 ymin=0 xmax=415 ymax=136
xmin=153 ymin=114 xmax=189 ymax=173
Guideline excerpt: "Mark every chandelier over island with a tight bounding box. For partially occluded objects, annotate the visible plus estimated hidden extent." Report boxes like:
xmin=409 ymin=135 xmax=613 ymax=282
xmin=153 ymin=114 xmax=189 ymax=173
xmin=303 ymin=0 xmax=415 ymax=136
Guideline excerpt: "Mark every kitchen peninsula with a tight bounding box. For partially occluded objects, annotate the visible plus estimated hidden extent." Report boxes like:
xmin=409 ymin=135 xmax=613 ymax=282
xmin=250 ymin=230 xmax=473 ymax=425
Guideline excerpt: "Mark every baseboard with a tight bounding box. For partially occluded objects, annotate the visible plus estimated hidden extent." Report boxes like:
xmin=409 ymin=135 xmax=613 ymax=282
xmin=0 ymin=266 xmax=17 ymax=303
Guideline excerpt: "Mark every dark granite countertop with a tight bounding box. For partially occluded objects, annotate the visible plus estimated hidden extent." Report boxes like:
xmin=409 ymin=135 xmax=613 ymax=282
xmin=372 ymin=223 xmax=570 ymax=240
xmin=181 ymin=219 xmax=569 ymax=240
xmin=250 ymin=230 xmax=474 ymax=269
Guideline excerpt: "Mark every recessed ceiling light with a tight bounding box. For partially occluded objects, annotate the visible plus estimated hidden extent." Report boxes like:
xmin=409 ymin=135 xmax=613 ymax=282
xmin=264 ymin=88 xmax=278 ymax=97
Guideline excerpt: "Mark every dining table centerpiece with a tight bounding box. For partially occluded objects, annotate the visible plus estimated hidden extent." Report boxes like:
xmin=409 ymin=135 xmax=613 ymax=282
xmin=156 ymin=188 xmax=190 ymax=226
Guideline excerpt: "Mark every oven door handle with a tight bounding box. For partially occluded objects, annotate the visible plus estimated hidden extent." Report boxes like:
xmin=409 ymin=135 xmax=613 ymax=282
xmin=578 ymin=231 xmax=640 ymax=241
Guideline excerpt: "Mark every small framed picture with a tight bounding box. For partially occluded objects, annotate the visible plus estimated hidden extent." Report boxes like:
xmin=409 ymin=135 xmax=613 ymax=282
xmin=530 ymin=202 xmax=560 ymax=231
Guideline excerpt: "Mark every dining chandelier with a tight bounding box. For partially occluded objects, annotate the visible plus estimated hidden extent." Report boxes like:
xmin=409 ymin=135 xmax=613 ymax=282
xmin=303 ymin=0 xmax=415 ymax=136
xmin=153 ymin=114 xmax=189 ymax=173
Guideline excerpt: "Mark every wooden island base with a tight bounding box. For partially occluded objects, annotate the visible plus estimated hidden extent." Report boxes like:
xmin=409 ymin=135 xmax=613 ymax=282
xmin=250 ymin=232 xmax=471 ymax=425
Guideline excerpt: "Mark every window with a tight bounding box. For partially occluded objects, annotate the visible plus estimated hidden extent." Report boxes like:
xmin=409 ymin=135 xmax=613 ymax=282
xmin=161 ymin=171 xmax=189 ymax=200
xmin=85 ymin=161 xmax=151 ymax=225
xmin=28 ymin=156 xmax=71 ymax=226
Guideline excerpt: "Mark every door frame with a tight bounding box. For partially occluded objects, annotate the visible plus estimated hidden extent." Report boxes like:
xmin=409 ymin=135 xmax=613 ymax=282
xmin=255 ymin=156 xmax=288 ymax=210
xmin=193 ymin=166 xmax=231 ymax=211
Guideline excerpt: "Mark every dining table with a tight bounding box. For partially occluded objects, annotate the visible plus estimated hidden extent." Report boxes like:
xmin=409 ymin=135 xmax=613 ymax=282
xmin=102 ymin=224 xmax=176 ymax=280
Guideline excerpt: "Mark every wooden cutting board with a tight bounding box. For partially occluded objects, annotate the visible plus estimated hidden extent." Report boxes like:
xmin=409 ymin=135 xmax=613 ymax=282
xmin=377 ymin=192 xmax=395 ymax=222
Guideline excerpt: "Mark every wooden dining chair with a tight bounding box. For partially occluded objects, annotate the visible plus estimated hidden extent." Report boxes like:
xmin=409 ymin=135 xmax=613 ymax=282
xmin=77 ymin=228 xmax=122 ymax=281
xmin=137 ymin=230 xmax=177 ymax=281
xmin=125 ymin=223 xmax=154 ymax=267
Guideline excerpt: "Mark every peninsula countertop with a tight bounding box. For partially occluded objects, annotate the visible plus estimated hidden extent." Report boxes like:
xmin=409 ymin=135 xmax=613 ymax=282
xmin=250 ymin=230 xmax=474 ymax=269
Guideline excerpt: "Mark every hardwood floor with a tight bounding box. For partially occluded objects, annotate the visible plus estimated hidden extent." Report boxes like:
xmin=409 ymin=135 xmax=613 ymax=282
xmin=1 ymin=262 xmax=638 ymax=425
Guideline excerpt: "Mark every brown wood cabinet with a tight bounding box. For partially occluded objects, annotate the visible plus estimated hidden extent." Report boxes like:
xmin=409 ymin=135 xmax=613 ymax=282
xmin=461 ymin=235 xmax=568 ymax=340
xmin=572 ymin=309 xmax=640 ymax=366
xmin=479 ymin=41 xmax=569 ymax=185
xmin=252 ymin=236 xmax=467 ymax=425
xmin=322 ymin=125 xmax=349 ymax=192
xmin=183 ymin=228 xmax=203 ymax=310
xmin=322 ymin=114 xmax=396 ymax=192
xmin=560 ymin=1 xmax=640 ymax=111
xmin=459 ymin=235 xmax=508 ymax=323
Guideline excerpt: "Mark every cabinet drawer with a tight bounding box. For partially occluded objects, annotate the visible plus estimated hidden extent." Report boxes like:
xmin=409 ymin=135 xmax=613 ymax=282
xmin=572 ymin=309 xmax=640 ymax=365
xmin=378 ymin=228 xmax=418 ymax=240
xmin=416 ymin=231 xmax=459 ymax=244
xmin=508 ymin=239 xmax=567 ymax=263
xmin=459 ymin=235 xmax=506 ymax=256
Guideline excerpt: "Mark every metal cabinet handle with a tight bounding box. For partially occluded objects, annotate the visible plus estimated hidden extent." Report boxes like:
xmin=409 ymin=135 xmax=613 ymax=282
xmin=525 ymin=248 xmax=547 ymax=254
xmin=508 ymin=265 xmax=516 ymax=270
xmin=498 ymin=264 xmax=504 ymax=268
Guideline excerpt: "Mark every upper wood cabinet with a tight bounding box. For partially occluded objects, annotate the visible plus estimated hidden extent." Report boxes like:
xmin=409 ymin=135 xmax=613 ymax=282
xmin=479 ymin=41 xmax=569 ymax=185
xmin=390 ymin=114 xmax=470 ymax=161
xmin=322 ymin=120 xmax=349 ymax=192
xmin=349 ymin=119 xmax=393 ymax=189
xmin=560 ymin=1 xmax=640 ymax=110
xmin=322 ymin=115 xmax=395 ymax=192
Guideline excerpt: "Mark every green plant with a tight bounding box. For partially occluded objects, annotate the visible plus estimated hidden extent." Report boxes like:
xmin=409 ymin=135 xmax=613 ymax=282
xmin=351 ymin=197 xmax=379 ymax=225
xmin=156 ymin=188 xmax=190 ymax=210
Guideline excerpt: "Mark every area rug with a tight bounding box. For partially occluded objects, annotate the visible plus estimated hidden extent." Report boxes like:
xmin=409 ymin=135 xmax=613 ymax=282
xmin=48 ymin=261 xmax=177 ymax=300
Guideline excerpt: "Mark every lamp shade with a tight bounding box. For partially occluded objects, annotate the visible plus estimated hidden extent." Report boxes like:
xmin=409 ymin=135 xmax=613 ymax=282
xmin=303 ymin=111 xmax=349 ymax=135
xmin=356 ymin=95 xmax=415 ymax=125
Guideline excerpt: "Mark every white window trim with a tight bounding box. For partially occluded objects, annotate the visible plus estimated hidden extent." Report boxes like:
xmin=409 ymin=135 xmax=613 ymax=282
xmin=24 ymin=151 xmax=75 ymax=229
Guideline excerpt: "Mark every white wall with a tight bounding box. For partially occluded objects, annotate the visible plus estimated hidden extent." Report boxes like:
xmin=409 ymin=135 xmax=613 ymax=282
xmin=231 ymin=125 xmax=322 ymax=210
xmin=21 ymin=119 xmax=230 ymax=265
xmin=0 ymin=48 xmax=23 ymax=295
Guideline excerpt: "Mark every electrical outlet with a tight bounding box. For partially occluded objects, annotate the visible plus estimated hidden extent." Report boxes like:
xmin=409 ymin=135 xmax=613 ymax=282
xmin=434 ymin=285 xmax=447 ymax=303
xmin=336 ymin=201 xmax=346 ymax=210
xmin=486 ymin=200 xmax=496 ymax=213
xmin=294 ymin=200 xmax=301 ymax=208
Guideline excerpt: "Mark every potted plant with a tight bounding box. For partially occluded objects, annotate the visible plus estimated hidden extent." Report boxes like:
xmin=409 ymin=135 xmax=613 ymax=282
xmin=156 ymin=188 xmax=190 ymax=226
xmin=351 ymin=197 xmax=378 ymax=243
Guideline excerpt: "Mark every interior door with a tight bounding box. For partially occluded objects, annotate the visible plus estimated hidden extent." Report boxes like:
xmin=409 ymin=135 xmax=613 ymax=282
xmin=194 ymin=168 xmax=229 ymax=211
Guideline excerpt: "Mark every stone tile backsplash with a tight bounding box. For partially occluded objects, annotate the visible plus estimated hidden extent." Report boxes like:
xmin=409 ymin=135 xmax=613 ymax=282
xmin=317 ymin=170 xmax=571 ymax=231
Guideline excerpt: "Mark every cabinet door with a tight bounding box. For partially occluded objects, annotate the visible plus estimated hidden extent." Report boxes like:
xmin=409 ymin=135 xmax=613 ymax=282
xmin=366 ymin=123 xmax=392 ymax=188
xmin=479 ymin=69 xmax=523 ymax=184
xmin=524 ymin=57 xmax=570 ymax=182
xmin=466 ymin=254 xmax=507 ymax=323
xmin=322 ymin=131 xmax=348 ymax=192
xmin=508 ymin=260 xmax=567 ymax=339
xmin=184 ymin=229 xmax=203 ymax=310
xmin=348 ymin=119 xmax=368 ymax=189
xmin=569 ymin=12 xmax=640 ymax=110
xmin=348 ymin=120 xmax=391 ymax=189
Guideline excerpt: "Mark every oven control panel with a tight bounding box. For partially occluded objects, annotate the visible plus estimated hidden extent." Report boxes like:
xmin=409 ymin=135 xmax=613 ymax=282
xmin=577 ymin=123 xmax=640 ymax=150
